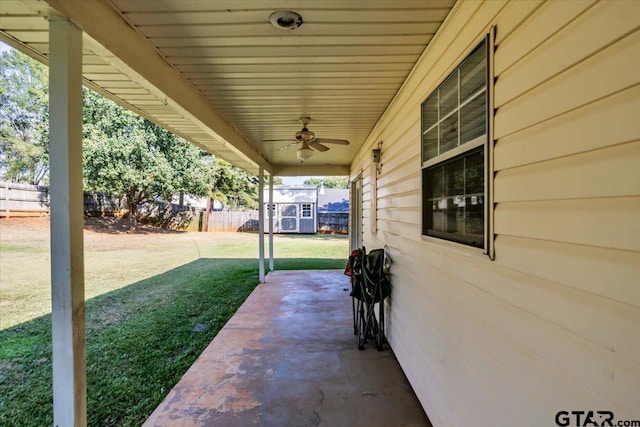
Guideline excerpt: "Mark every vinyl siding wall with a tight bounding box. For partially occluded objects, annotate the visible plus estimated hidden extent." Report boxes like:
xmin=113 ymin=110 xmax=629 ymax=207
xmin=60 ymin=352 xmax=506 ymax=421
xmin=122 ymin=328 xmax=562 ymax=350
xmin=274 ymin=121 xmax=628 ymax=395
xmin=350 ymin=1 xmax=640 ymax=425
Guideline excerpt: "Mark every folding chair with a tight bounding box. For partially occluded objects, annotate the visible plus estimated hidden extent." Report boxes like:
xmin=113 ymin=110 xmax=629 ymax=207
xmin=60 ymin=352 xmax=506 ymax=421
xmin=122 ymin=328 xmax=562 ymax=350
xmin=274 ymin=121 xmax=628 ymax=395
xmin=344 ymin=247 xmax=391 ymax=350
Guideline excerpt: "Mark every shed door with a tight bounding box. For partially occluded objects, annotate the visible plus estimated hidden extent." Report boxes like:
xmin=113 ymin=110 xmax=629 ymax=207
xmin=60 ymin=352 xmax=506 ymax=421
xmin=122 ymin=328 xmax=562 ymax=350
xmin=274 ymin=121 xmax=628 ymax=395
xmin=279 ymin=204 xmax=298 ymax=232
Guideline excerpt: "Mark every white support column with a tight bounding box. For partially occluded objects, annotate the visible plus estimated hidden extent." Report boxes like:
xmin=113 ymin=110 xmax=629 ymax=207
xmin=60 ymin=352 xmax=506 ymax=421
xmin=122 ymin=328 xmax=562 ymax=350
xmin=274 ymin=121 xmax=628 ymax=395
xmin=49 ymin=17 xmax=86 ymax=427
xmin=258 ymin=168 xmax=265 ymax=283
xmin=268 ymin=174 xmax=274 ymax=272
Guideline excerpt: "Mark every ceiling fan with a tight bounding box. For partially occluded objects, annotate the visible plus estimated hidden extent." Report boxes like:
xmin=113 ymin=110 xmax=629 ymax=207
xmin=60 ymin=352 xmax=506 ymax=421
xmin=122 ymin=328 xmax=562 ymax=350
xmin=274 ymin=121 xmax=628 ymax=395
xmin=263 ymin=116 xmax=349 ymax=162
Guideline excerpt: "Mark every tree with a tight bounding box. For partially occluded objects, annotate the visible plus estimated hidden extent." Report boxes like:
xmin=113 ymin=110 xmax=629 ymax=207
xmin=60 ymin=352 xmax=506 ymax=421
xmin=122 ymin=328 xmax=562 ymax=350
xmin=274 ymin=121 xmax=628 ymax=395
xmin=82 ymin=89 xmax=211 ymax=221
xmin=209 ymin=157 xmax=259 ymax=210
xmin=303 ymin=176 xmax=349 ymax=189
xmin=0 ymin=49 xmax=49 ymax=184
xmin=208 ymin=159 xmax=283 ymax=210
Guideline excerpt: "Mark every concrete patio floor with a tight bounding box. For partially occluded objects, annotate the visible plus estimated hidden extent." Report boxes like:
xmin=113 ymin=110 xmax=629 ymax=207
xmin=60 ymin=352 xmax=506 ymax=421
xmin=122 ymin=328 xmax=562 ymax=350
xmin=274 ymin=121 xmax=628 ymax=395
xmin=144 ymin=269 xmax=431 ymax=427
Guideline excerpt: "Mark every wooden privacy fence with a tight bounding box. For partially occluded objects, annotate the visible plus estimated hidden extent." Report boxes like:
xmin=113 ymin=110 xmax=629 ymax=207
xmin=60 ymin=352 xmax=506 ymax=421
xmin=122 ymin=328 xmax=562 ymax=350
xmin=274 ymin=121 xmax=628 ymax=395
xmin=0 ymin=181 xmax=128 ymax=217
xmin=83 ymin=192 xmax=126 ymax=216
xmin=0 ymin=181 xmax=49 ymax=217
xmin=208 ymin=210 xmax=260 ymax=232
xmin=208 ymin=210 xmax=348 ymax=234
xmin=318 ymin=212 xmax=348 ymax=234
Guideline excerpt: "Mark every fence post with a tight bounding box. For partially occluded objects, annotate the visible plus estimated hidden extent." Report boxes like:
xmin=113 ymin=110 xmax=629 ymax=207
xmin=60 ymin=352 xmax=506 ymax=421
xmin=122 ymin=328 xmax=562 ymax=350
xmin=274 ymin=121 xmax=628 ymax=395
xmin=204 ymin=198 xmax=211 ymax=232
xmin=4 ymin=182 xmax=10 ymax=217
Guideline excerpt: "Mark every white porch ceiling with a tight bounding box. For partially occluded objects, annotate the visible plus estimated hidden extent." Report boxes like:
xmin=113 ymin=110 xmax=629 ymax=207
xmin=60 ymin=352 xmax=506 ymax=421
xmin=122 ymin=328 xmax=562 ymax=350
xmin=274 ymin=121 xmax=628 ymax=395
xmin=0 ymin=0 xmax=455 ymax=176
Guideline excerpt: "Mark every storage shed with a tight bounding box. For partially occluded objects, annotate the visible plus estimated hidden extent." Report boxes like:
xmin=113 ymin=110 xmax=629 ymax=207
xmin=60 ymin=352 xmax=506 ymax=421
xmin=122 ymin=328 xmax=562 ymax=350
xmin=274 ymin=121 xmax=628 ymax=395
xmin=263 ymin=186 xmax=318 ymax=234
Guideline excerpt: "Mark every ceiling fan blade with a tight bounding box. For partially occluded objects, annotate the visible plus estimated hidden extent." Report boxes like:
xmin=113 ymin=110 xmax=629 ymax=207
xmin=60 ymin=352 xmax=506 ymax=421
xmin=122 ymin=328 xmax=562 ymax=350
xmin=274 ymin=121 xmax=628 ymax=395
xmin=309 ymin=141 xmax=330 ymax=152
xmin=314 ymin=138 xmax=349 ymax=145
xmin=276 ymin=142 xmax=299 ymax=151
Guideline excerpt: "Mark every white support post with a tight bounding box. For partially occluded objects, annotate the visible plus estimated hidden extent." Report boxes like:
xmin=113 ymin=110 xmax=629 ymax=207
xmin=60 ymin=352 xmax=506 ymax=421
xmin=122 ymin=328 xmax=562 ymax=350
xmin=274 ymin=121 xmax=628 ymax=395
xmin=49 ymin=18 xmax=86 ymax=427
xmin=258 ymin=168 xmax=265 ymax=283
xmin=268 ymin=174 xmax=274 ymax=272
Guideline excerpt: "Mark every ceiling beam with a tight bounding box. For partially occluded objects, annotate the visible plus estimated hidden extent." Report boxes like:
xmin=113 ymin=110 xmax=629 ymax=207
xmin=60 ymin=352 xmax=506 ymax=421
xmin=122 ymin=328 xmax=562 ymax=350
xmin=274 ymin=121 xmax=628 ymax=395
xmin=42 ymin=0 xmax=272 ymax=174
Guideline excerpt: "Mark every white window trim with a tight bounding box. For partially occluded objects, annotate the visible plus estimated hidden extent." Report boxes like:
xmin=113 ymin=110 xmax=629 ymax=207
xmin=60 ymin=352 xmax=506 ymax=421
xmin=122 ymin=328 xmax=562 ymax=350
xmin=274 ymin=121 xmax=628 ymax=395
xmin=420 ymin=233 xmax=489 ymax=259
xmin=301 ymin=203 xmax=313 ymax=218
xmin=421 ymin=134 xmax=485 ymax=169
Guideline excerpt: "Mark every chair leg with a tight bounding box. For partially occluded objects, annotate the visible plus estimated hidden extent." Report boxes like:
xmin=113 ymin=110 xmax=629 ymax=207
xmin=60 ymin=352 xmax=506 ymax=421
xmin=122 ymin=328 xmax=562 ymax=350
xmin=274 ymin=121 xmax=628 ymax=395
xmin=357 ymin=299 xmax=367 ymax=350
xmin=352 ymin=296 xmax=358 ymax=335
xmin=376 ymin=299 xmax=385 ymax=351
xmin=360 ymin=297 xmax=379 ymax=350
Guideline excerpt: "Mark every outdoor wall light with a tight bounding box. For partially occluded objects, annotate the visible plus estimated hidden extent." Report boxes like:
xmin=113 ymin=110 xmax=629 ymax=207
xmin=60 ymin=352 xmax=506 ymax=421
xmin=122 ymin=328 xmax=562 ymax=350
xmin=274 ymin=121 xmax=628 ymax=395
xmin=371 ymin=148 xmax=381 ymax=163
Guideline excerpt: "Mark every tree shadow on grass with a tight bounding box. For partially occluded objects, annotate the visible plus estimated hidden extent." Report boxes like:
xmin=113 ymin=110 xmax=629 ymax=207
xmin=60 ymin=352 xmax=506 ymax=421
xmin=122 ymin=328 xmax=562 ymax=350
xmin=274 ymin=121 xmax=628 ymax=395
xmin=0 ymin=257 xmax=345 ymax=427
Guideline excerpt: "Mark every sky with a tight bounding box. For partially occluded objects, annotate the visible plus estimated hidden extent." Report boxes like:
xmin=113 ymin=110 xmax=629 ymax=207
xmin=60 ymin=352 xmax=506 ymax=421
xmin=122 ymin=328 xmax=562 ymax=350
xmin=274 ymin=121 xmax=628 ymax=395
xmin=281 ymin=176 xmax=308 ymax=185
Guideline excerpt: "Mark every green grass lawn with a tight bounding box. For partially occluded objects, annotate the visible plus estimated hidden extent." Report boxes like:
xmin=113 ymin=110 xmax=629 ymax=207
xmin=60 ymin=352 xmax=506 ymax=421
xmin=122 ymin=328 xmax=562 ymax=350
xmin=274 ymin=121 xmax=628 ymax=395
xmin=0 ymin=219 xmax=348 ymax=426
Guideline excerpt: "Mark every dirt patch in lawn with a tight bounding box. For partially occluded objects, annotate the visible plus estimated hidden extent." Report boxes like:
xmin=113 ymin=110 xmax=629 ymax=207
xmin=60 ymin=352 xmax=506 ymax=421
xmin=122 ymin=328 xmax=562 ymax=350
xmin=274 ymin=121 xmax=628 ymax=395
xmin=83 ymin=216 xmax=186 ymax=235
xmin=0 ymin=217 xmax=50 ymax=242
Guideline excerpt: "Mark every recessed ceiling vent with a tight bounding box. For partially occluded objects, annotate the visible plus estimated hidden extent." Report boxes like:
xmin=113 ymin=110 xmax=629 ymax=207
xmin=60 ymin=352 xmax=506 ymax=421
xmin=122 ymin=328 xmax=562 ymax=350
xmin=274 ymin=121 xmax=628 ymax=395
xmin=269 ymin=11 xmax=303 ymax=30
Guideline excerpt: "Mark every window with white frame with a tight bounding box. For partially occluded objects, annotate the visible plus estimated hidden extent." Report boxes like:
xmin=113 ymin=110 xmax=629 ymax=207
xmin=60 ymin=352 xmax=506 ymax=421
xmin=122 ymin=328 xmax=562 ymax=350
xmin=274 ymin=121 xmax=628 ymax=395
xmin=421 ymin=37 xmax=488 ymax=248
xmin=301 ymin=203 xmax=313 ymax=218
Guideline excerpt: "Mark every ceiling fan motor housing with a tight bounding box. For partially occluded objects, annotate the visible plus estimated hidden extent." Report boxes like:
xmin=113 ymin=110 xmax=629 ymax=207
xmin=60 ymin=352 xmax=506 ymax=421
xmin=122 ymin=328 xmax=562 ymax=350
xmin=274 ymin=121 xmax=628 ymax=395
xmin=295 ymin=128 xmax=315 ymax=141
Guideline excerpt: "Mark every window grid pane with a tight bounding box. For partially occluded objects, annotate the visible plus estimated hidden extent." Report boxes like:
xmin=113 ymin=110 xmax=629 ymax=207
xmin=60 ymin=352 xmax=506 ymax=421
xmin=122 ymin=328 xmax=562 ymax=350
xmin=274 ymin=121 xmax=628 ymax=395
xmin=440 ymin=111 xmax=459 ymax=154
xmin=423 ymin=147 xmax=484 ymax=247
xmin=460 ymin=91 xmax=486 ymax=144
xmin=422 ymin=93 xmax=439 ymax=162
xmin=439 ymin=72 xmax=459 ymax=117
xmin=423 ymin=127 xmax=439 ymax=161
xmin=463 ymin=150 xmax=484 ymax=241
xmin=460 ymin=43 xmax=487 ymax=101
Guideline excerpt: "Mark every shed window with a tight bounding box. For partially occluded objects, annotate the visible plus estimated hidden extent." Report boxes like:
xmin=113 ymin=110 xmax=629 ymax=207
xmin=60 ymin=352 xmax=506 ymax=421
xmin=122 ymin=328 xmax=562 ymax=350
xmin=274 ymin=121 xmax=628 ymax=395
xmin=301 ymin=203 xmax=313 ymax=218
xmin=421 ymin=37 xmax=489 ymax=248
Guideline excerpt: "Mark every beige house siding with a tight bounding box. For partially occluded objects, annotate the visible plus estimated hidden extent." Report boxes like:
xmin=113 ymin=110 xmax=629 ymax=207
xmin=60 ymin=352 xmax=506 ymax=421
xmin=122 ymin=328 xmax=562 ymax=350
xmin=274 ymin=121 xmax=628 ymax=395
xmin=350 ymin=1 xmax=640 ymax=425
